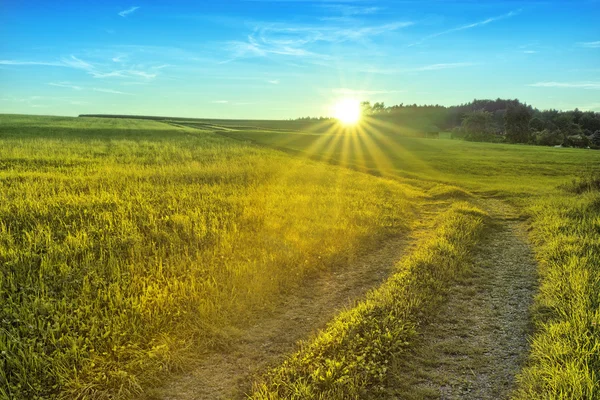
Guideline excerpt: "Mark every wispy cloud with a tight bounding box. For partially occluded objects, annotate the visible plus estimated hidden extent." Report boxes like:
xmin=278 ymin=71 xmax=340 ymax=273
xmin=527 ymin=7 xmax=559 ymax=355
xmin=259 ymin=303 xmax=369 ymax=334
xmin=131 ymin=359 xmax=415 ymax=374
xmin=92 ymin=88 xmax=131 ymax=95
xmin=118 ymin=6 xmax=140 ymax=17
xmin=413 ymin=62 xmax=476 ymax=71
xmin=577 ymin=41 xmax=600 ymax=48
xmin=2 ymin=55 xmax=166 ymax=81
xmin=321 ymin=4 xmax=382 ymax=17
xmin=48 ymin=82 xmax=83 ymax=90
xmin=356 ymin=62 xmax=476 ymax=75
xmin=268 ymin=79 xmax=280 ymax=84
xmin=410 ymin=9 xmax=521 ymax=46
xmin=331 ymin=88 xmax=403 ymax=96
xmin=224 ymin=20 xmax=413 ymax=63
xmin=529 ymin=81 xmax=600 ymax=90
xmin=0 ymin=60 xmax=63 ymax=66
xmin=212 ymin=100 xmax=229 ymax=104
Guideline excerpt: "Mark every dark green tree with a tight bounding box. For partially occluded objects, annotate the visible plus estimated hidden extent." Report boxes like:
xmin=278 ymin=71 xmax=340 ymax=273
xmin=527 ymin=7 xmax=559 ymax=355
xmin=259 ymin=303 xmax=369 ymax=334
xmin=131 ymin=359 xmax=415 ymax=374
xmin=505 ymin=103 xmax=532 ymax=143
xmin=462 ymin=110 xmax=494 ymax=138
xmin=590 ymin=130 xmax=600 ymax=147
xmin=529 ymin=117 xmax=545 ymax=132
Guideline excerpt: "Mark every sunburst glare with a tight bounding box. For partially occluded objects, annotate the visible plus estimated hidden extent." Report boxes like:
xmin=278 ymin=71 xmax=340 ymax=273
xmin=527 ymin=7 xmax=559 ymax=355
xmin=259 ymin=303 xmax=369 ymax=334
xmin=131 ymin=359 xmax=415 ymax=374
xmin=333 ymin=98 xmax=361 ymax=125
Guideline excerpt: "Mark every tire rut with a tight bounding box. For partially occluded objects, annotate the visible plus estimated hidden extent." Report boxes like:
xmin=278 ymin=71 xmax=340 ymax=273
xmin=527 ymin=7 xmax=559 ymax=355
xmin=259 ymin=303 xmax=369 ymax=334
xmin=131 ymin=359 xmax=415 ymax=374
xmin=385 ymin=199 xmax=538 ymax=399
xmin=144 ymin=229 xmax=426 ymax=400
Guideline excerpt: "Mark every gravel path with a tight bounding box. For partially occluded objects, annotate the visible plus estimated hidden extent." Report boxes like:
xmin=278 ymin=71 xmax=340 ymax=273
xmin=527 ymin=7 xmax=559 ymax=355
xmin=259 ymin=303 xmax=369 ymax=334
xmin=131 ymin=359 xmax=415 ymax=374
xmin=384 ymin=199 xmax=538 ymax=399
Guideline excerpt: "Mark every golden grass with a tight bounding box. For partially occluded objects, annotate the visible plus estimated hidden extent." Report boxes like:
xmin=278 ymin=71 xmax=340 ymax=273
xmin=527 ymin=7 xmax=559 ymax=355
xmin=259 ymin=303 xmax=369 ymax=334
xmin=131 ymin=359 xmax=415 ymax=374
xmin=0 ymin=115 xmax=422 ymax=399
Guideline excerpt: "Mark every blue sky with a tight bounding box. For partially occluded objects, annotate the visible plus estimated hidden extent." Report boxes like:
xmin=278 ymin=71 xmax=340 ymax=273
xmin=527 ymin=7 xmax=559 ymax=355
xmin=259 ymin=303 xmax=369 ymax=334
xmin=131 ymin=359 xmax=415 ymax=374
xmin=1 ymin=0 xmax=599 ymax=119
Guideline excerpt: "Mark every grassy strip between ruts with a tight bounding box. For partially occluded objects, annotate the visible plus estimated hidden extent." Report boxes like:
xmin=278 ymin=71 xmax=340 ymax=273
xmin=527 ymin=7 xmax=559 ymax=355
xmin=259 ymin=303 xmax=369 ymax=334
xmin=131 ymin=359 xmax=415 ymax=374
xmin=514 ymin=175 xmax=600 ymax=399
xmin=250 ymin=201 xmax=487 ymax=399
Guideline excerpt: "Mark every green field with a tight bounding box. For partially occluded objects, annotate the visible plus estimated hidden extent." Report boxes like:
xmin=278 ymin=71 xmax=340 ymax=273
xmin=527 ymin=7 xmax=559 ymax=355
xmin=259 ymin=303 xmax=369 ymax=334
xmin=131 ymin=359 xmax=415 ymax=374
xmin=1 ymin=115 xmax=599 ymax=399
xmin=222 ymin=126 xmax=600 ymax=399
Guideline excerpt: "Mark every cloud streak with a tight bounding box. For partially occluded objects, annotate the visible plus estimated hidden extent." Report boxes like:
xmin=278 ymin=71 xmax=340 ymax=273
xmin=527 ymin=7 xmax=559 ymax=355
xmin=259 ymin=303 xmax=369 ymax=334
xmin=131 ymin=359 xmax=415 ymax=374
xmin=2 ymin=55 xmax=166 ymax=81
xmin=529 ymin=81 xmax=600 ymax=90
xmin=413 ymin=62 xmax=476 ymax=71
xmin=93 ymin=88 xmax=132 ymax=95
xmin=577 ymin=41 xmax=600 ymax=48
xmin=48 ymin=82 xmax=83 ymax=90
xmin=224 ymin=20 xmax=414 ymax=63
xmin=410 ymin=9 xmax=521 ymax=46
xmin=119 ymin=6 xmax=140 ymax=17
xmin=331 ymin=88 xmax=403 ymax=96
xmin=0 ymin=60 xmax=63 ymax=66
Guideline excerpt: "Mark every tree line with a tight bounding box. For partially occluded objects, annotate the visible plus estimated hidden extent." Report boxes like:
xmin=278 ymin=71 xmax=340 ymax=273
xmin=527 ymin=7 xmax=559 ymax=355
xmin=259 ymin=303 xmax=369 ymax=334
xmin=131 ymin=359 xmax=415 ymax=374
xmin=302 ymin=99 xmax=600 ymax=148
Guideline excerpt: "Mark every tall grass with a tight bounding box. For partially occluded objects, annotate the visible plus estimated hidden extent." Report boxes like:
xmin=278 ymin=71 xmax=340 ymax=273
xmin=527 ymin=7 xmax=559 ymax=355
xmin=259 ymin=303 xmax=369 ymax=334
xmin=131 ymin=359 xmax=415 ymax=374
xmin=0 ymin=115 xmax=421 ymax=399
xmin=251 ymin=201 xmax=486 ymax=399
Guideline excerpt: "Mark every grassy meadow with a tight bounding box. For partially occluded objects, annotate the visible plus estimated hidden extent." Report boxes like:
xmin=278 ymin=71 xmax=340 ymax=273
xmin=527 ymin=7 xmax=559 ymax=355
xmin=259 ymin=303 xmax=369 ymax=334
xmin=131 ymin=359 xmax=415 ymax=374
xmin=1 ymin=114 xmax=599 ymax=399
xmin=223 ymin=125 xmax=600 ymax=398
xmin=251 ymin=201 xmax=487 ymax=399
xmin=0 ymin=115 xmax=423 ymax=399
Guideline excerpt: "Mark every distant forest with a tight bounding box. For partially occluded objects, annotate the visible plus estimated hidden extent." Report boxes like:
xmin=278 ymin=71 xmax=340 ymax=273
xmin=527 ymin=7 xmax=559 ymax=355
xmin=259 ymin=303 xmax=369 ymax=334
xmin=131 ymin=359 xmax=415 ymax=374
xmin=298 ymin=99 xmax=600 ymax=148
xmin=81 ymin=98 xmax=600 ymax=149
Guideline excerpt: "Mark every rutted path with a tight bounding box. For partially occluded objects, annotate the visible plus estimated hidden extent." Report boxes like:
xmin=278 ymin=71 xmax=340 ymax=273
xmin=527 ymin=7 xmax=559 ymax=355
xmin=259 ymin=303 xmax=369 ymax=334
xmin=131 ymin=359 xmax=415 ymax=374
xmin=144 ymin=198 xmax=538 ymax=400
xmin=384 ymin=199 xmax=538 ymax=399
xmin=145 ymin=225 xmax=428 ymax=400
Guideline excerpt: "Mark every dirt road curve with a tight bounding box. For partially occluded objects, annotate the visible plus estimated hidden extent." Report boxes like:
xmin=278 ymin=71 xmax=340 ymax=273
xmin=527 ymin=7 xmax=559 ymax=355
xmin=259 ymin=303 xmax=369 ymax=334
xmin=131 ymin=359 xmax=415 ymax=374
xmin=384 ymin=199 xmax=538 ymax=399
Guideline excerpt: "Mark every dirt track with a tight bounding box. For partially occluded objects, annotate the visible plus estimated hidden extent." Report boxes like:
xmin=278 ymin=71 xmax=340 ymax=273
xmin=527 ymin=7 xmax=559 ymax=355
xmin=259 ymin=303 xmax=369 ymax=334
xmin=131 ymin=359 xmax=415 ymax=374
xmin=383 ymin=199 xmax=538 ymax=399
xmin=145 ymin=199 xmax=537 ymax=400
xmin=145 ymin=232 xmax=418 ymax=399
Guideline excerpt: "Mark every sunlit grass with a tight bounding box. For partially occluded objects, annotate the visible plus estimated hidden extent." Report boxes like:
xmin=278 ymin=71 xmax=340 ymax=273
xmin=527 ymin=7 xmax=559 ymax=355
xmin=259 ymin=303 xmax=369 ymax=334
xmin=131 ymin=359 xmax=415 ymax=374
xmin=223 ymin=123 xmax=600 ymax=398
xmin=0 ymin=115 xmax=424 ymax=399
xmin=251 ymin=202 xmax=487 ymax=399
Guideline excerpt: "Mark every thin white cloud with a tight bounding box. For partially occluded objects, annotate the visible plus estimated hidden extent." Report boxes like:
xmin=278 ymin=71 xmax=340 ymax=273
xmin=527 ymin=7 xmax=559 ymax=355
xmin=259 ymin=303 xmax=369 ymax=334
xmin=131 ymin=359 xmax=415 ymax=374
xmin=60 ymin=55 xmax=94 ymax=71
xmin=48 ymin=82 xmax=83 ymax=90
xmin=577 ymin=41 xmax=600 ymax=48
xmin=529 ymin=81 xmax=600 ymax=90
xmin=118 ymin=6 xmax=140 ymax=17
xmin=357 ymin=62 xmax=476 ymax=75
xmin=224 ymin=20 xmax=413 ymax=62
xmin=321 ymin=4 xmax=382 ymax=17
xmin=332 ymin=88 xmax=403 ymax=96
xmin=92 ymin=88 xmax=131 ymax=95
xmin=413 ymin=62 xmax=476 ymax=71
xmin=410 ymin=9 xmax=521 ymax=46
xmin=0 ymin=60 xmax=63 ymax=66
xmin=522 ymin=50 xmax=538 ymax=54
xmin=268 ymin=79 xmax=280 ymax=84
xmin=2 ymin=54 xmax=166 ymax=82
xmin=212 ymin=100 xmax=229 ymax=104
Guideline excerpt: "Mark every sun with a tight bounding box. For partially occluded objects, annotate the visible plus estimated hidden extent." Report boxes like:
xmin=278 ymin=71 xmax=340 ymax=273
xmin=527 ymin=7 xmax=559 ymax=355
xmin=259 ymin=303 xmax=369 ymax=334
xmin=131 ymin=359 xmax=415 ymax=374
xmin=333 ymin=98 xmax=361 ymax=125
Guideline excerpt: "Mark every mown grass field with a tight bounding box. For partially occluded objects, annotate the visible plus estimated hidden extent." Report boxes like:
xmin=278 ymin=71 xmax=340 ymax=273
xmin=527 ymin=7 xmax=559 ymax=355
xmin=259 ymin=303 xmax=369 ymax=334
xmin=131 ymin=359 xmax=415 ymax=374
xmin=2 ymin=115 xmax=599 ymax=399
xmin=224 ymin=126 xmax=600 ymax=398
